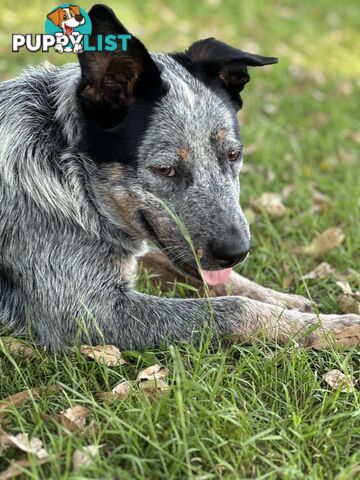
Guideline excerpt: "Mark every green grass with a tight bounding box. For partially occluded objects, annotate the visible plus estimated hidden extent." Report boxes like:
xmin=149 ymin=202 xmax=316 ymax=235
xmin=0 ymin=0 xmax=360 ymax=478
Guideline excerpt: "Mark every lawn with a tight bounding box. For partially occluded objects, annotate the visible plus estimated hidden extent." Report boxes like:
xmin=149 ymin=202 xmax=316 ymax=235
xmin=0 ymin=0 xmax=359 ymax=478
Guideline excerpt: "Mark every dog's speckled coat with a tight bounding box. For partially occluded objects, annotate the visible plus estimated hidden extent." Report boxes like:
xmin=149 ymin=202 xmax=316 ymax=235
xmin=0 ymin=5 xmax=359 ymax=350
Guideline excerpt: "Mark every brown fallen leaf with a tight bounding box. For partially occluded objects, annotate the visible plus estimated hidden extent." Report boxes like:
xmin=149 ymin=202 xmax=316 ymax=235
xmin=339 ymin=295 xmax=360 ymax=315
xmin=312 ymin=190 xmax=331 ymax=212
xmin=111 ymin=380 xmax=135 ymax=399
xmin=60 ymin=405 xmax=90 ymax=432
xmin=333 ymin=326 xmax=360 ymax=348
xmin=80 ymin=345 xmax=127 ymax=367
xmin=0 ymin=388 xmax=42 ymax=416
xmin=301 ymin=262 xmax=336 ymax=280
xmin=0 ymin=457 xmax=50 ymax=480
xmin=251 ymin=193 xmax=287 ymax=218
xmin=0 ymin=337 xmax=35 ymax=359
xmin=281 ymin=184 xmax=296 ymax=200
xmin=72 ymin=444 xmax=101 ymax=470
xmin=0 ymin=432 xmax=48 ymax=459
xmin=336 ymin=280 xmax=353 ymax=296
xmin=139 ymin=379 xmax=169 ymax=396
xmin=322 ymin=369 xmax=356 ymax=392
xmin=312 ymin=325 xmax=360 ymax=349
xmin=296 ymin=228 xmax=345 ymax=258
xmin=136 ymin=364 xmax=169 ymax=382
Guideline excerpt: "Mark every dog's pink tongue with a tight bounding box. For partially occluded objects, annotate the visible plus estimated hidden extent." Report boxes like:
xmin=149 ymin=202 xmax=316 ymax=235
xmin=201 ymin=268 xmax=232 ymax=286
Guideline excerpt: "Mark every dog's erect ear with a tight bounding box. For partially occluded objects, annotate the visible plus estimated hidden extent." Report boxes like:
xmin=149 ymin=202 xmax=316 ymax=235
xmin=77 ymin=4 xmax=163 ymax=128
xmin=180 ymin=38 xmax=278 ymax=109
xmin=69 ymin=5 xmax=81 ymax=16
xmin=47 ymin=8 xmax=62 ymax=26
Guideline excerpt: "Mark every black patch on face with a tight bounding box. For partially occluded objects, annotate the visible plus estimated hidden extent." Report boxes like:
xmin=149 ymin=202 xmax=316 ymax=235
xmin=76 ymin=4 xmax=168 ymax=165
xmin=78 ymin=91 xmax=167 ymax=166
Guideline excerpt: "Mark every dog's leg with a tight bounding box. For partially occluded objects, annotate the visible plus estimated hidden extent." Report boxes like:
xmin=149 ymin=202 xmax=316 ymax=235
xmin=87 ymin=290 xmax=359 ymax=350
xmin=139 ymin=249 xmax=313 ymax=312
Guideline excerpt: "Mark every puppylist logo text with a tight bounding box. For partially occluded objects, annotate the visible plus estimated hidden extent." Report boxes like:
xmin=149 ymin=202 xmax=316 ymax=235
xmin=12 ymin=4 xmax=131 ymax=54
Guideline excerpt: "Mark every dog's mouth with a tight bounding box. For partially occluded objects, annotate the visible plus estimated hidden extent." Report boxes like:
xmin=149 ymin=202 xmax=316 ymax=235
xmin=64 ymin=25 xmax=73 ymax=35
xmin=139 ymin=212 xmax=233 ymax=285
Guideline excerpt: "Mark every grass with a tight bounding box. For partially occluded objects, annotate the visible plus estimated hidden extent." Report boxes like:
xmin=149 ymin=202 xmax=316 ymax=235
xmin=0 ymin=0 xmax=359 ymax=478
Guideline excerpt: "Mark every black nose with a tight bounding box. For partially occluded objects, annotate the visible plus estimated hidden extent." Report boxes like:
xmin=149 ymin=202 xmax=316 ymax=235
xmin=209 ymin=228 xmax=250 ymax=268
xmin=75 ymin=15 xmax=83 ymax=21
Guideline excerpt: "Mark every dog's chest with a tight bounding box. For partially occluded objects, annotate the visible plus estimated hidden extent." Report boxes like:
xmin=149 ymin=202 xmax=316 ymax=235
xmin=115 ymin=254 xmax=138 ymax=284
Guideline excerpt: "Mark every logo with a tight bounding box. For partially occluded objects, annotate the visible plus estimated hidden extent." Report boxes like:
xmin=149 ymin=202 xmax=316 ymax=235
xmin=12 ymin=4 xmax=131 ymax=54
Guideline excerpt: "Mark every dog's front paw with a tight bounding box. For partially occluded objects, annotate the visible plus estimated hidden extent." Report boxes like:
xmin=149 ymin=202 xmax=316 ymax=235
xmin=309 ymin=313 xmax=360 ymax=349
xmin=271 ymin=291 xmax=314 ymax=313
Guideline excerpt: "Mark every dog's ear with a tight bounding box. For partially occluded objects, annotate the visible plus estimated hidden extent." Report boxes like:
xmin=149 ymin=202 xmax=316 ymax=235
xmin=47 ymin=8 xmax=63 ymax=26
xmin=179 ymin=38 xmax=278 ymax=109
xmin=77 ymin=4 xmax=163 ymax=127
xmin=69 ymin=5 xmax=81 ymax=16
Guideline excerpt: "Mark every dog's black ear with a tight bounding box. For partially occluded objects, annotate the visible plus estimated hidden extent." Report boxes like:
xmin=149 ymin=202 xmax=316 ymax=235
xmin=176 ymin=37 xmax=278 ymax=109
xmin=77 ymin=4 xmax=163 ymax=127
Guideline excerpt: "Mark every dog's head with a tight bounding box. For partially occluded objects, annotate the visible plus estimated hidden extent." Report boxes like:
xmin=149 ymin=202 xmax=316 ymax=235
xmin=77 ymin=5 xmax=277 ymax=282
xmin=47 ymin=5 xmax=85 ymax=34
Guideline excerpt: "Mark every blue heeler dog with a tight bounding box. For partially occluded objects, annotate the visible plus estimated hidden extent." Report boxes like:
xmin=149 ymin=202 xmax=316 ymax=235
xmin=0 ymin=5 xmax=358 ymax=351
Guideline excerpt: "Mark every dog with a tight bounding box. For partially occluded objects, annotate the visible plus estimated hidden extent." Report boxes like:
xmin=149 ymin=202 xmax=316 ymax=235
xmin=47 ymin=5 xmax=85 ymax=53
xmin=0 ymin=4 xmax=358 ymax=351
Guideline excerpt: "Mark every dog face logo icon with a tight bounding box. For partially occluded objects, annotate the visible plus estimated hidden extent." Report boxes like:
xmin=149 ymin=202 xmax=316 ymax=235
xmin=45 ymin=4 xmax=91 ymax=53
xmin=47 ymin=5 xmax=85 ymax=36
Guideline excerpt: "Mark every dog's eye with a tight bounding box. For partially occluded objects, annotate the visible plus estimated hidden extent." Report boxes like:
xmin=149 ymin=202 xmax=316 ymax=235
xmin=227 ymin=150 xmax=241 ymax=162
xmin=151 ymin=166 xmax=176 ymax=177
xmin=63 ymin=14 xmax=69 ymax=19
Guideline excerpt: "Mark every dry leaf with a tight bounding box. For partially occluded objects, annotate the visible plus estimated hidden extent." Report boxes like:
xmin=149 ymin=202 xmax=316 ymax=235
xmin=136 ymin=364 xmax=169 ymax=382
xmin=322 ymin=369 xmax=356 ymax=392
xmin=251 ymin=193 xmax=287 ymax=218
xmin=0 ymin=457 xmax=49 ymax=479
xmin=72 ymin=445 xmax=100 ymax=470
xmin=139 ymin=379 xmax=169 ymax=396
xmin=2 ymin=433 xmax=48 ymax=459
xmin=333 ymin=325 xmax=360 ymax=347
xmin=312 ymin=325 xmax=360 ymax=349
xmin=60 ymin=405 xmax=90 ymax=432
xmin=80 ymin=345 xmax=127 ymax=367
xmin=282 ymin=184 xmax=296 ymax=200
xmin=297 ymin=228 xmax=344 ymax=257
xmin=1 ymin=337 xmax=35 ymax=359
xmin=312 ymin=190 xmax=331 ymax=212
xmin=136 ymin=365 xmax=169 ymax=397
xmin=301 ymin=262 xmax=336 ymax=280
xmin=339 ymin=295 xmax=360 ymax=315
xmin=336 ymin=281 xmax=353 ymax=295
xmin=0 ymin=388 xmax=42 ymax=415
xmin=111 ymin=381 xmax=134 ymax=399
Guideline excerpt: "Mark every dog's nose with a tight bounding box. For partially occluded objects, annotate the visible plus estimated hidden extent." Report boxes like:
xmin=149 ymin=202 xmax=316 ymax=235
xmin=209 ymin=228 xmax=250 ymax=268
xmin=75 ymin=15 xmax=83 ymax=22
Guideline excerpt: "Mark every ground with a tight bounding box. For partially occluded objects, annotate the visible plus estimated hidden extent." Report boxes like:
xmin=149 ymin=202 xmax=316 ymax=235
xmin=0 ymin=0 xmax=359 ymax=478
